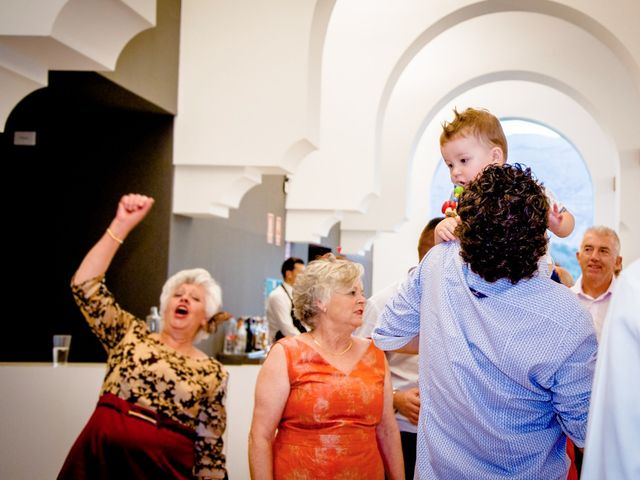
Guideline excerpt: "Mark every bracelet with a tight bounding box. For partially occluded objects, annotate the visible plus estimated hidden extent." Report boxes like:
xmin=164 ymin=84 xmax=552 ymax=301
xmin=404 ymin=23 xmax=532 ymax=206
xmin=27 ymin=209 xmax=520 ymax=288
xmin=106 ymin=228 xmax=124 ymax=245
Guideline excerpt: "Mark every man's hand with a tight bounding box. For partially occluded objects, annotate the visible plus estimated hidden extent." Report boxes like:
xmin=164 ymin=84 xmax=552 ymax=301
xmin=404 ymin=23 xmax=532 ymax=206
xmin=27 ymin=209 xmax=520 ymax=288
xmin=211 ymin=311 xmax=232 ymax=331
xmin=393 ymin=387 xmax=420 ymax=425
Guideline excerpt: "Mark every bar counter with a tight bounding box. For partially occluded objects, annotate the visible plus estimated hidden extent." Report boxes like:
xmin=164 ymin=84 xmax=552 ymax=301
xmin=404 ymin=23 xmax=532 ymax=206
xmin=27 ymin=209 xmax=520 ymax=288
xmin=0 ymin=362 xmax=261 ymax=479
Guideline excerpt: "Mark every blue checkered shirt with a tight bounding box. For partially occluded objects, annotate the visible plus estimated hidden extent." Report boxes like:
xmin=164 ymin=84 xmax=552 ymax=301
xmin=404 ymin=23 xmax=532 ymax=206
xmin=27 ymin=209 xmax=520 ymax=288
xmin=373 ymin=242 xmax=596 ymax=479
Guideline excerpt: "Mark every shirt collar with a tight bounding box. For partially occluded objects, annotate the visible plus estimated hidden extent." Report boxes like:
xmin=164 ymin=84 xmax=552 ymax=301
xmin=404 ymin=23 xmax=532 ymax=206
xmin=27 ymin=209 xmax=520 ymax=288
xmin=460 ymin=253 xmax=549 ymax=297
xmin=571 ymin=274 xmax=616 ymax=301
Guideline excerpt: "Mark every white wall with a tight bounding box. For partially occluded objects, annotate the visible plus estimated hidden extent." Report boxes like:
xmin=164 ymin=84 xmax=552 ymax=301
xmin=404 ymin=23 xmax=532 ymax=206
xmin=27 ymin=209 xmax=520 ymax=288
xmin=0 ymin=363 xmax=259 ymax=480
xmin=286 ymin=0 xmax=640 ymax=254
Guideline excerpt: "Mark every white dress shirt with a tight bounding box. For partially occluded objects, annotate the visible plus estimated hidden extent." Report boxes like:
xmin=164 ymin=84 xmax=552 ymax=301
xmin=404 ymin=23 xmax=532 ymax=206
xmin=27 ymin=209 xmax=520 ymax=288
xmin=571 ymin=275 xmax=616 ymax=341
xmin=582 ymin=260 xmax=640 ymax=480
xmin=266 ymin=282 xmax=300 ymax=341
xmin=357 ymin=278 xmax=419 ymax=434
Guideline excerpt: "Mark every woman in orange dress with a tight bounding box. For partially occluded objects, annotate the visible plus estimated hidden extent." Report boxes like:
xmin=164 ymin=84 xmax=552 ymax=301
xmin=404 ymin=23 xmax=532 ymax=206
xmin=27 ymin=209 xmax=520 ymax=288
xmin=249 ymin=255 xmax=404 ymax=479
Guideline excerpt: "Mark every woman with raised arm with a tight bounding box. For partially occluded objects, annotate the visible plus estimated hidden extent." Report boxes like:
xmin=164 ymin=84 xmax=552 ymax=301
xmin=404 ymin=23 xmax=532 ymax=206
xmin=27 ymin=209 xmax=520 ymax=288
xmin=59 ymin=194 xmax=229 ymax=480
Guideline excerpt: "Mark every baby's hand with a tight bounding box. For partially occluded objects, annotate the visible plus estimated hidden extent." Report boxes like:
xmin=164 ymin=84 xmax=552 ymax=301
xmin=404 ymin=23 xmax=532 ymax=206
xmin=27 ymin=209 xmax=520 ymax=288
xmin=434 ymin=217 xmax=460 ymax=244
xmin=548 ymin=204 xmax=563 ymax=232
xmin=547 ymin=204 xmax=574 ymax=237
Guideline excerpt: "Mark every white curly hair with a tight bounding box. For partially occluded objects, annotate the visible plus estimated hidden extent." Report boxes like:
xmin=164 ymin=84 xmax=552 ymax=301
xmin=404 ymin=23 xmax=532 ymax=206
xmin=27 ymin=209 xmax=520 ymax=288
xmin=159 ymin=268 xmax=222 ymax=342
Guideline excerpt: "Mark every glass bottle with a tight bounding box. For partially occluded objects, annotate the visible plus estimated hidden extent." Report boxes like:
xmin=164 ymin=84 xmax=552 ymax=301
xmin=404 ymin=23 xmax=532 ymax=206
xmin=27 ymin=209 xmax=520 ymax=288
xmin=146 ymin=306 xmax=161 ymax=333
xmin=246 ymin=317 xmax=254 ymax=353
xmin=223 ymin=317 xmax=237 ymax=354
xmin=234 ymin=318 xmax=247 ymax=354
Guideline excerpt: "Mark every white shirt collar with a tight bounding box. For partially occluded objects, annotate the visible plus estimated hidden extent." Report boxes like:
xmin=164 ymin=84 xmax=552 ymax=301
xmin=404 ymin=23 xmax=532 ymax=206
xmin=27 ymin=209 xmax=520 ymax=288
xmin=571 ymin=274 xmax=616 ymax=301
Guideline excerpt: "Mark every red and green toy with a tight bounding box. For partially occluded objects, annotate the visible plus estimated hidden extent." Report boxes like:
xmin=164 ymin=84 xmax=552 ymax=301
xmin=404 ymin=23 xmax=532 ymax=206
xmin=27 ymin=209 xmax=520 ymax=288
xmin=441 ymin=185 xmax=464 ymax=217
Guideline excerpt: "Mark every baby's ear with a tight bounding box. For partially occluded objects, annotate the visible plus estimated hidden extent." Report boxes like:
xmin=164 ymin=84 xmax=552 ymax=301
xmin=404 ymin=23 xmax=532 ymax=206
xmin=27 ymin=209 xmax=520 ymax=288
xmin=491 ymin=146 xmax=505 ymax=164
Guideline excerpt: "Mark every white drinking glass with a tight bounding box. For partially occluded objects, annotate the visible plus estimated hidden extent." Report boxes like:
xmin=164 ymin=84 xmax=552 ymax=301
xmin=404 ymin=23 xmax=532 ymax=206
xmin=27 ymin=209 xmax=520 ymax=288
xmin=53 ymin=335 xmax=72 ymax=367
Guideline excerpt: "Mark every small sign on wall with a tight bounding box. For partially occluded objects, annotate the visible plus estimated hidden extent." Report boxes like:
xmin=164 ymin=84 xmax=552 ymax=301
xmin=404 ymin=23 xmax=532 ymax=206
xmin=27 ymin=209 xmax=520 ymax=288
xmin=14 ymin=131 xmax=37 ymax=146
xmin=266 ymin=213 xmax=274 ymax=244
xmin=275 ymin=216 xmax=282 ymax=246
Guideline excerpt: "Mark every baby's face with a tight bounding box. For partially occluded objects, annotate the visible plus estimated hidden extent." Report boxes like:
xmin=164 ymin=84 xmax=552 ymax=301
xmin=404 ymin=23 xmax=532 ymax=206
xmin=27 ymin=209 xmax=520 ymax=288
xmin=441 ymin=134 xmax=504 ymax=186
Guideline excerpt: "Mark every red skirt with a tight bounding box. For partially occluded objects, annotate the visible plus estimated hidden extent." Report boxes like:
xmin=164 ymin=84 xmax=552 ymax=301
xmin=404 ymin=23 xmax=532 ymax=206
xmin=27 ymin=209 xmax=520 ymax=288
xmin=58 ymin=393 xmax=196 ymax=480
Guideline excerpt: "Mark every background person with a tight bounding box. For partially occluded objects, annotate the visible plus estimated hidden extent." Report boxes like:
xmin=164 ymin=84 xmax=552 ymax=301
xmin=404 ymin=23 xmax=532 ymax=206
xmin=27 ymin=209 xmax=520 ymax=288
xmin=374 ymin=165 xmax=596 ymax=479
xmin=356 ymin=216 xmax=443 ymax=479
xmin=59 ymin=194 xmax=228 ymax=480
xmin=581 ymin=260 xmax=639 ymax=480
xmin=249 ymin=255 xmax=403 ymax=479
xmin=571 ymin=226 xmax=622 ymax=340
xmin=551 ymin=264 xmax=574 ymax=287
xmin=266 ymin=257 xmax=306 ymax=341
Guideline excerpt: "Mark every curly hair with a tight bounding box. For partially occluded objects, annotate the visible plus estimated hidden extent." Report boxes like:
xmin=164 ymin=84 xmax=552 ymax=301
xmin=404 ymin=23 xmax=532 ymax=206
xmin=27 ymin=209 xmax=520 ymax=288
xmin=455 ymin=164 xmax=549 ymax=284
xmin=292 ymin=254 xmax=364 ymax=328
xmin=440 ymin=107 xmax=508 ymax=160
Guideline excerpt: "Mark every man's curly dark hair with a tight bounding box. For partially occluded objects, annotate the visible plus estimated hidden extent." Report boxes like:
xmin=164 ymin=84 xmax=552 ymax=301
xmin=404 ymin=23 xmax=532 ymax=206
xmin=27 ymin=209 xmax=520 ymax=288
xmin=455 ymin=164 xmax=549 ymax=284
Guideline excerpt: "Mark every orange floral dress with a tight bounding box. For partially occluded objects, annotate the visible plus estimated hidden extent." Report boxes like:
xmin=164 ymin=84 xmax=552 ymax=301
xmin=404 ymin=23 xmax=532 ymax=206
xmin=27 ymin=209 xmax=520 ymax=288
xmin=273 ymin=336 xmax=386 ymax=479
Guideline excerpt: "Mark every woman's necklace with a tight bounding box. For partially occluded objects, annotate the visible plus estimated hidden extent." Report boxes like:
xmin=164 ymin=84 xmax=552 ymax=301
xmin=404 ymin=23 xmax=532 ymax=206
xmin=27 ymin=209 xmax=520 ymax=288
xmin=309 ymin=333 xmax=353 ymax=356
